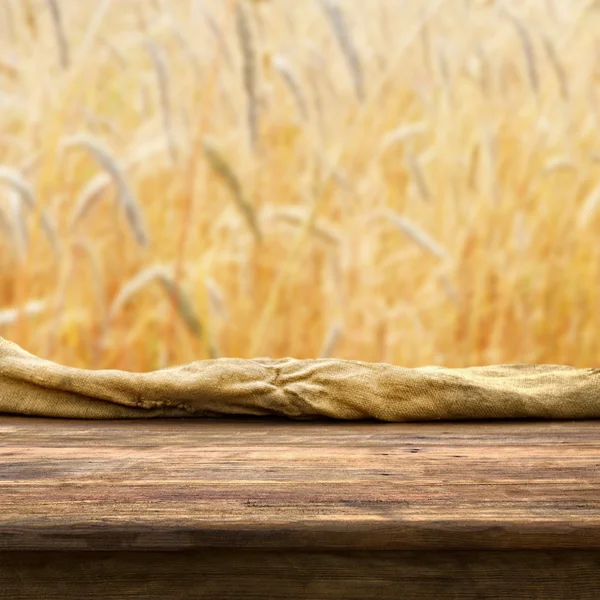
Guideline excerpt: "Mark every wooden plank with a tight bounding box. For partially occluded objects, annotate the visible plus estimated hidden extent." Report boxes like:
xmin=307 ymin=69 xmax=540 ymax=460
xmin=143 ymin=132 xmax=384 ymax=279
xmin=2 ymin=549 xmax=600 ymax=600
xmin=1 ymin=416 xmax=600 ymax=551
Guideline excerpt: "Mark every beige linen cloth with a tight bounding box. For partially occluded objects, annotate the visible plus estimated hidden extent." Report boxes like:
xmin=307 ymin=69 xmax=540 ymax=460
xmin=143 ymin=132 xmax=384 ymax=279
xmin=1 ymin=336 xmax=599 ymax=420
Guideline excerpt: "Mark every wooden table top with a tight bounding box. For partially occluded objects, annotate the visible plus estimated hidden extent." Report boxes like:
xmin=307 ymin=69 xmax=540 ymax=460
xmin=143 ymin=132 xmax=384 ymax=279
xmin=1 ymin=416 xmax=599 ymax=552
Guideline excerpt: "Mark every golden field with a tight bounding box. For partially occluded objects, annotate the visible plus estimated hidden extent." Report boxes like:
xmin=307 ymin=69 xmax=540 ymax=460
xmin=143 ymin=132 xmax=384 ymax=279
xmin=0 ymin=0 xmax=599 ymax=371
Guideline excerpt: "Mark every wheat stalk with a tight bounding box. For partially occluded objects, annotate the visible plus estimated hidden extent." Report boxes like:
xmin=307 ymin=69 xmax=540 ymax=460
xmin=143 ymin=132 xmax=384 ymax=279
xmin=69 ymin=138 xmax=176 ymax=232
xmin=405 ymin=150 xmax=432 ymax=202
xmin=542 ymin=156 xmax=576 ymax=174
xmin=438 ymin=273 xmax=459 ymax=304
xmin=61 ymin=134 xmax=149 ymax=247
xmin=205 ymin=276 xmax=229 ymax=319
xmin=45 ymin=0 xmax=70 ymax=69
xmin=1 ymin=0 xmax=16 ymax=43
xmin=272 ymin=54 xmax=309 ymax=121
xmin=577 ymin=183 xmax=600 ymax=228
xmin=475 ymin=43 xmax=491 ymax=97
xmin=195 ymin=2 xmax=233 ymax=69
xmin=249 ymin=0 xmax=447 ymax=357
xmin=168 ymin=24 xmax=202 ymax=82
xmin=319 ymin=0 xmax=365 ymax=102
xmin=202 ymin=139 xmax=262 ymax=243
xmin=109 ymin=265 xmax=203 ymax=338
xmin=319 ymin=321 xmax=343 ymax=358
xmin=62 ymin=0 xmax=112 ymax=86
xmin=70 ymin=238 xmax=108 ymax=354
xmin=45 ymin=246 xmax=75 ymax=357
xmin=0 ymin=166 xmax=60 ymax=258
xmin=68 ymin=172 xmax=112 ymax=231
xmin=434 ymin=43 xmax=453 ymax=104
xmin=378 ymin=122 xmax=428 ymax=155
xmin=542 ymin=34 xmax=569 ymax=101
xmin=419 ymin=3 xmax=432 ymax=75
xmin=503 ymin=10 xmax=540 ymax=96
xmin=304 ymin=48 xmax=327 ymax=137
xmin=0 ymin=166 xmax=37 ymax=209
xmin=69 ymin=139 xmax=171 ymax=230
xmin=5 ymin=190 xmax=27 ymax=260
xmin=146 ymin=42 xmax=178 ymax=164
xmin=18 ymin=152 xmax=41 ymax=177
xmin=0 ymin=202 xmax=18 ymax=256
xmin=235 ymin=1 xmax=259 ymax=151
xmin=81 ymin=108 xmax=124 ymax=142
xmin=204 ymin=276 xmax=227 ymax=359
xmin=101 ymin=38 xmax=129 ymax=69
xmin=369 ymin=121 xmax=428 ymax=177
xmin=269 ymin=207 xmax=340 ymax=245
xmin=385 ymin=210 xmax=448 ymax=261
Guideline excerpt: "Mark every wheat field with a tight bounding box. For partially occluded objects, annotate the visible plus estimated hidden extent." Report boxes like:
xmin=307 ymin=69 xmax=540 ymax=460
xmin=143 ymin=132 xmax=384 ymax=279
xmin=0 ymin=0 xmax=599 ymax=371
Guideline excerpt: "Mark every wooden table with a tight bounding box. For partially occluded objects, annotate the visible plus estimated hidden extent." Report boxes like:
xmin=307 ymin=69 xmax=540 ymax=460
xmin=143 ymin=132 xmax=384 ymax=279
xmin=1 ymin=416 xmax=600 ymax=599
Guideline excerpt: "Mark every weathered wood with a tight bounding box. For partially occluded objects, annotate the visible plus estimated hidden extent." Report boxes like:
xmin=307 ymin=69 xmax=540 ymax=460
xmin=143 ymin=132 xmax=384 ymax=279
xmin=1 ymin=416 xmax=600 ymax=598
xmin=1 ymin=417 xmax=600 ymax=551
xmin=2 ymin=549 xmax=600 ymax=600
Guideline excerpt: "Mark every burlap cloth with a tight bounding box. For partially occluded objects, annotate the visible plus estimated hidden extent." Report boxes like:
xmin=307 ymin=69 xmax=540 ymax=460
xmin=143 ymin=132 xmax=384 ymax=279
xmin=1 ymin=336 xmax=599 ymax=420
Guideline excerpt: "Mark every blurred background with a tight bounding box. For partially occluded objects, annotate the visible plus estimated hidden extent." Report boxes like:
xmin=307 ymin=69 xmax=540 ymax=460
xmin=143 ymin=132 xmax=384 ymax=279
xmin=0 ymin=0 xmax=598 ymax=371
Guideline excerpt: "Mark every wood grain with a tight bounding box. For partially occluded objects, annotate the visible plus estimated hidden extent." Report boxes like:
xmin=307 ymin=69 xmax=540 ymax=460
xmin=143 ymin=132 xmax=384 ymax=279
xmin=3 ymin=549 xmax=600 ymax=600
xmin=1 ymin=416 xmax=600 ymax=552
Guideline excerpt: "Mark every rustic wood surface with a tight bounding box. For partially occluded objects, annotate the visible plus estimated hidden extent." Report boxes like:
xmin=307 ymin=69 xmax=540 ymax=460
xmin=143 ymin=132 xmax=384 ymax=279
xmin=3 ymin=549 xmax=600 ymax=600
xmin=1 ymin=416 xmax=600 ymax=552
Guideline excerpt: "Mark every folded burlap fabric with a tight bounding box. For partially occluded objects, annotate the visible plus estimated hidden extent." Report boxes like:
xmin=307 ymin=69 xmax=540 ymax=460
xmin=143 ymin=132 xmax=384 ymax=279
xmin=0 ymin=336 xmax=599 ymax=420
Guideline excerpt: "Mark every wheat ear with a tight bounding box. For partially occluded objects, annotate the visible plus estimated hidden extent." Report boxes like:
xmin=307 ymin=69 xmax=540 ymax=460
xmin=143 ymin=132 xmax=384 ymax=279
xmin=405 ymin=151 xmax=433 ymax=202
xmin=503 ymin=10 xmax=539 ymax=96
xmin=0 ymin=166 xmax=60 ymax=257
xmin=195 ymin=3 xmax=233 ymax=69
xmin=69 ymin=138 xmax=173 ymax=232
xmin=109 ymin=265 xmax=203 ymax=338
xmin=269 ymin=207 xmax=340 ymax=245
xmin=0 ymin=203 xmax=19 ymax=257
xmin=319 ymin=0 xmax=365 ymax=102
xmin=146 ymin=42 xmax=178 ymax=164
xmin=272 ymin=54 xmax=309 ymax=120
xmin=542 ymin=34 xmax=569 ymax=101
xmin=203 ymin=139 xmax=262 ymax=243
xmin=235 ymin=1 xmax=259 ymax=151
xmin=385 ymin=210 xmax=448 ymax=260
xmin=61 ymin=134 xmax=149 ymax=247
xmin=46 ymin=0 xmax=70 ymax=68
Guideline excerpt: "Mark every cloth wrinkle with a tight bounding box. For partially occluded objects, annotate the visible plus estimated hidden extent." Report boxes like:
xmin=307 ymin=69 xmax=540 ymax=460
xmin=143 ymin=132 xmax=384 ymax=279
xmin=1 ymin=337 xmax=600 ymax=421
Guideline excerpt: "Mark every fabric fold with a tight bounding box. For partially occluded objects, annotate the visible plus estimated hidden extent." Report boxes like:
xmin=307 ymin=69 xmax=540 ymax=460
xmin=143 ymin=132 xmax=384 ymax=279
xmin=1 ymin=337 xmax=599 ymax=421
